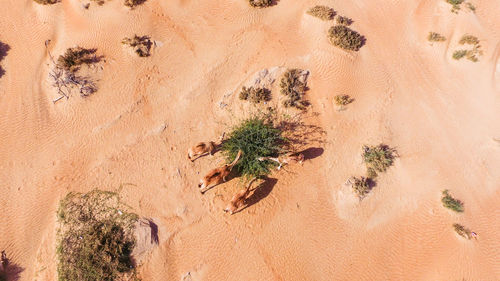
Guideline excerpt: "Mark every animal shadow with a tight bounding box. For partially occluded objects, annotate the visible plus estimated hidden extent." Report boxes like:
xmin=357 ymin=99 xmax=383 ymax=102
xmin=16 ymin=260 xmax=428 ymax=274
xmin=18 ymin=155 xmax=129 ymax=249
xmin=237 ymin=177 xmax=278 ymax=214
xmin=300 ymin=147 xmax=324 ymax=161
xmin=0 ymin=41 xmax=10 ymax=78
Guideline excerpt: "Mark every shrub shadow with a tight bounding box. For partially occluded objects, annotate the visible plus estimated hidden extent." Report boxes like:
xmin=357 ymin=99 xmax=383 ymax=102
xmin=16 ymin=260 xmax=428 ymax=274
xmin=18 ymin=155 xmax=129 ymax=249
xmin=0 ymin=42 xmax=10 ymax=78
xmin=1 ymin=251 xmax=24 ymax=281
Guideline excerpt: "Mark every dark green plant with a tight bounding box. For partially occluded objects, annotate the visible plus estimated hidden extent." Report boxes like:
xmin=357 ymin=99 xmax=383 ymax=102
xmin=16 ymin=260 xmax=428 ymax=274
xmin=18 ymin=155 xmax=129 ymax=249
xmin=221 ymin=116 xmax=286 ymax=179
xmin=122 ymin=35 xmax=152 ymax=57
xmin=57 ymin=190 xmax=139 ymax=281
xmin=334 ymin=94 xmax=353 ymax=107
xmin=57 ymin=47 xmax=98 ymax=73
xmin=124 ymin=0 xmax=147 ymax=8
xmin=328 ymin=25 xmax=365 ymax=51
xmin=306 ymin=6 xmax=336 ymax=21
xmin=453 ymin=223 xmax=472 ymax=239
xmin=351 ymin=176 xmax=372 ymax=198
xmin=280 ymin=69 xmax=309 ymax=110
xmin=336 ymin=16 xmax=352 ymax=26
xmin=428 ymin=32 xmax=446 ymax=42
xmin=362 ymin=144 xmax=397 ymax=176
xmin=248 ymin=0 xmax=273 ymax=8
xmin=239 ymin=86 xmax=271 ymax=103
xmin=441 ymin=190 xmax=464 ymax=212
xmin=33 ymin=0 xmax=60 ymax=4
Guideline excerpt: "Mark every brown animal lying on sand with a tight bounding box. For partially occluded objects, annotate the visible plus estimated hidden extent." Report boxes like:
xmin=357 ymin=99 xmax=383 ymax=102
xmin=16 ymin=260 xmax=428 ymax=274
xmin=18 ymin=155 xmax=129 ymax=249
xmin=187 ymin=132 xmax=225 ymax=162
xmin=224 ymin=177 xmax=259 ymax=215
xmin=198 ymin=150 xmax=242 ymax=193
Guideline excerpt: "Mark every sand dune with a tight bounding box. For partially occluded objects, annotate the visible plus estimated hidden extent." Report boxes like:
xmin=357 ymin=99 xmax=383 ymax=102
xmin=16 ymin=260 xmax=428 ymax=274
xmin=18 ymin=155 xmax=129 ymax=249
xmin=0 ymin=0 xmax=499 ymax=280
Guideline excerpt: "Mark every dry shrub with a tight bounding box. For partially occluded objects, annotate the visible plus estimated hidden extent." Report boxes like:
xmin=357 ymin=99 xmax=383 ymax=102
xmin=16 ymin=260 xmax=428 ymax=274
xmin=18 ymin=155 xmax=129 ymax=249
xmin=334 ymin=94 xmax=353 ymax=107
xmin=33 ymin=0 xmax=60 ymax=4
xmin=280 ymin=69 xmax=309 ymax=110
xmin=328 ymin=25 xmax=365 ymax=51
xmin=362 ymin=144 xmax=397 ymax=177
xmin=336 ymin=16 xmax=353 ymax=26
xmin=306 ymin=6 xmax=336 ymax=21
xmin=248 ymin=0 xmax=273 ymax=8
xmin=124 ymin=0 xmax=147 ymax=8
xmin=122 ymin=35 xmax=152 ymax=57
xmin=428 ymin=32 xmax=446 ymax=42
xmin=57 ymin=47 xmax=99 ymax=73
xmin=239 ymin=86 xmax=271 ymax=104
xmin=351 ymin=176 xmax=372 ymax=199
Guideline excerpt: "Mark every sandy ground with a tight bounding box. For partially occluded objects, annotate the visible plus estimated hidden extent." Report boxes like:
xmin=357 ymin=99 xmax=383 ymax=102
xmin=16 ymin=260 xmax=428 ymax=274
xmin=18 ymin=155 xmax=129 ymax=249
xmin=0 ymin=0 xmax=499 ymax=280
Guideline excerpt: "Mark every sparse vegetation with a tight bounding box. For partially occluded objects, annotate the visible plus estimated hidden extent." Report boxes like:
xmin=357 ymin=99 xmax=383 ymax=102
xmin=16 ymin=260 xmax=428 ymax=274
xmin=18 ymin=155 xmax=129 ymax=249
xmin=328 ymin=25 xmax=365 ymax=51
xmin=239 ymin=86 xmax=271 ymax=104
xmin=428 ymin=32 xmax=446 ymax=42
xmin=124 ymin=0 xmax=147 ymax=8
xmin=248 ymin=0 xmax=273 ymax=8
xmin=447 ymin=0 xmax=464 ymax=13
xmin=453 ymin=223 xmax=473 ymax=239
xmin=452 ymin=49 xmax=468 ymax=60
xmin=336 ymin=16 xmax=352 ymax=26
xmin=351 ymin=176 xmax=372 ymax=199
xmin=362 ymin=144 xmax=397 ymax=177
xmin=441 ymin=190 xmax=464 ymax=212
xmin=306 ymin=5 xmax=336 ymax=21
xmin=280 ymin=69 xmax=309 ymax=110
xmin=459 ymin=34 xmax=479 ymax=45
xmin=57 ymin=47 xmax=98 ymax=73
xmin=122 ymin=35 xmax=152 ymax=57
xmin=221 ymin=115 xmax=286 ymax=179
xmin=453 ymin=35 xmax=482 ymax=62
xmin=57 ymin=190 xmax=139 ymax=281
xmin=465 ymin=2 xmax=476 ymax=12
xmin=334 ymin=94 xmax=353 ymax=107
xmin=33 ymin=0 xmax=60 ymax=4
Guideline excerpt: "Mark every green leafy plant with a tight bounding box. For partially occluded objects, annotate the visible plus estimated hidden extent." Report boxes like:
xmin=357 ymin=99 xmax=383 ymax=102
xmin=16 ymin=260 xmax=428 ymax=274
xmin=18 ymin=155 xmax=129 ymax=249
xmin=124 ymin=0 xmax=147 ymax=8
xmin=248 ymin=0 xmax=273 ymax=8
xmin=57 ymin=47 xmax=98 ymax=73
xmin=334 ymin=94 xmax=353 ymax=107
xmin=328 ymin=25 xmax=365 ymax=51
xmin=306 ymin=6 xmax=336 ymax=21
xmin=33 ymin=0 xmax=60 ymax=4
xmin=280 ymin=69 xmax=309 ymax=110
xmin=441 ymin=190 xmax=464 ymax=212
xmin=239 ymin=86 xmax=271 ymax=103
xmin=57 ymin=190 xmax=139 ymax=281
xmin=362 ymin=144 xmax=397 ymax=177
xmin=428 ymin=32 xmax=446 ymax=42
xmin=221 ymin=116 xmax=286 ymax=179
xmin=351 ymin=176 xmax=372 ymax=198
xmin=122 ymin=35 xmax=152 ymax=57
xmin=336 ymin=16 xmax=353 ymax=26
xmin=453 ymin=223 xmax=472 ymax=239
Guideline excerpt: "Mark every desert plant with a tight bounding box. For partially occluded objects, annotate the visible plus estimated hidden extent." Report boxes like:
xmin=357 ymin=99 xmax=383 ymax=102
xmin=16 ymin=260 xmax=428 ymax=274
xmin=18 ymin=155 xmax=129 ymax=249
xmin=428 ymin=32 xmax=446 ymax=42
xmin=452 ymin=49 xmax=468 ymax=60
xmin=336 ymin=16 xmax=352 ymax=26
xmin=57 ymin=47 xmax=98 ymax=73
xmin=334 ymin=94 xmax=353 ymax=107
xmin=306 ymin=5 xmax=336 ymax=21
xmin=459 ymin=34 xmax=479 ymax=45
xmin=280 ymin=69 xmax=309 ymax=110
xmin=122 ymin=35 xmax=152 ymax=57
xmin=453 ymin=223 xmax=472 ymax=239
xmin=446 ymin=0 xmax=464 ymax=12
xmin=328 ymin=25 xmax=365 ymax=51
xmin=239 ymin=86 xmax=271 ymax=104
xmin=124 ymin=0 xmax=147 ymax=8
xmin=441 ymin=190 xmax=464 ymax=212
xmin=351 ymin=176 xmax=372 ymax=198
xmin=362 ymin=144 xmax=397 ymax=176
xmin=33 ymin=0 xmax=60 ymax=4
xmin=465 ymin=2 xmax=476 ymax=12
xmin=248 ymin=0 xmax=273 ymax=8
xmin=57 ymin=190 xmax=139 ymax=281
xmin=221 ymin=116 xmax=286 ymax=179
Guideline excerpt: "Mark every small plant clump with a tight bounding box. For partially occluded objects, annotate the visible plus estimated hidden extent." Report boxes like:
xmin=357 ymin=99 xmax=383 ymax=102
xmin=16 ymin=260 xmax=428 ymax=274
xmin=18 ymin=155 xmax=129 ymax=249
xmin=239 ymin=86 xmax=271 ymax=104
xmin=441 ymin=190 xmax=464 ymax=212
xmin=351 ymin=176 xmax=372 ymax=199
xmin=248 ymin=0 xmax=273 ymax=8
xmin=124 ymin=0 xmax=147 ymax=8
xmin=453 ymin=34 xmax=482 ymax=62
xmin=459 ymin=34 xmax=479 ymax=45
xmin=336 ymin=16 xmax=353 ymax=26
xmin=33 ymin=0 xmax=60 ymax=4
xmin=57 ymin=190 xmax=139 ymax=281
xmin=306 ymin=5 xmax=336 ymax=21
xmin=453 ymin=223 xmax=473 ymax=239
xmin=362 ymin=144 xmax=397 ymax=177
xmin=446 ymin=0 xmax=464 ymax=13
xmin=57 ymin=47 xmax=98 ymax=73
xmin=334 ymin=94 xmax=353 ymax=107
xmin=452 ymin=50 xmax=468 ymax=60
xmin=280 ymin=69 xmax=309 ymax=110
xmin=465 ymin=2 xmax=476 ymax=12
xmin=328 ymin=25 xmax=365 ymax=51
xmin=221 ymin=116 xmax=286 ymax=179
xmin=122 ymin=35 xmax=152 ymax=57
xmin=428 ymin=32 xmax=446 ymax=42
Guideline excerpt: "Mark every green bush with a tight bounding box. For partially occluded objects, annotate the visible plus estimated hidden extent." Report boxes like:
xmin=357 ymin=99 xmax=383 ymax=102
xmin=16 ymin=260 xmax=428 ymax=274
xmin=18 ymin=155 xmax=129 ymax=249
xmin=57 ymin=190 xmax=139 ymax=281
xmin=441 ymin=190 xmax=464 ymax=212
xmin=328 ymin=25 xmax=365 ymax=51
xmin=57 ymin=47 xmax=98 ymax=73
xmin=239 ymin=86 xmax=271 ymax=103
xmin=362 ymin=144 xmax=397 ymax=176
xmin=334 ymin=94 xmax=353 ymax=106
xmin=453 ymin=223 xmax=472 ymax=239
xmin=306 ymin=6 xmax=336 ymax=21
xmin=280 ymin=69 xmax=309 ymax=110
xmin=428 ymin=32 xmax=446 ymax=42
xmin=124 ymin=0 xmax=147 ymax=8
xmin=221 ymin=116 xmax=286 ymax=179
xmin=351 ymin=176 xmax=372 ymax=198
xmin=336 ymin=16 xmax=352 ymax=26
xmin=33 ymin=0 xmax=60 ymax=4
xmin=122 ymin=35 xmax=152 ymax=57
xmin=459 ymin=34 xmax=479 ymax=45
xmin=248 ymin=0 xmax=273 ymax=8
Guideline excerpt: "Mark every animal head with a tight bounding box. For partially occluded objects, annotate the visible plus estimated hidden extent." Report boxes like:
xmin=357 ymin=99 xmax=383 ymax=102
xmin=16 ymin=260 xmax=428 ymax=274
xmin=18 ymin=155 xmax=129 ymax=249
xmin=223 ymin=204 xmax=236 ymax=215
